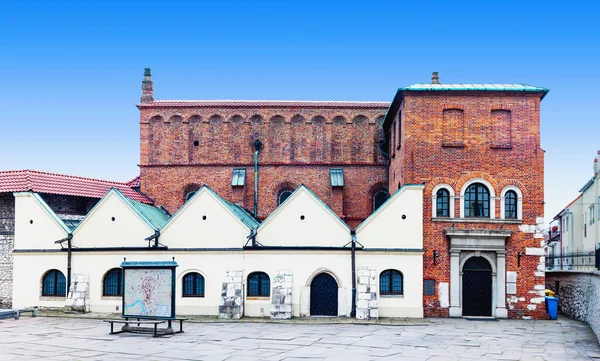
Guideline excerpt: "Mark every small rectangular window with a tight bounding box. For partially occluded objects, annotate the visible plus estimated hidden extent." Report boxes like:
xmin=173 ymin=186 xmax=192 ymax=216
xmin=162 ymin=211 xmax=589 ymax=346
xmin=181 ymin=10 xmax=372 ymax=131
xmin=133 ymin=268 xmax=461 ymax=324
xmin=329 ymin=168 xmax=344 ymax=187
xmin=232 ymin=168 xmax=246 ymax=186
xmin=424 ymin=280 xmax=435 ymax=296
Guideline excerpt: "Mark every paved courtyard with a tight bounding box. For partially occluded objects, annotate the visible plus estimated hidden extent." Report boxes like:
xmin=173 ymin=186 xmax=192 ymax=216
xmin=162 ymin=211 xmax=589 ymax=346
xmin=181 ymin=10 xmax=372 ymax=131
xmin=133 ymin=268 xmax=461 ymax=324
xmin=1 ymin=317 xmax=600 ymax=361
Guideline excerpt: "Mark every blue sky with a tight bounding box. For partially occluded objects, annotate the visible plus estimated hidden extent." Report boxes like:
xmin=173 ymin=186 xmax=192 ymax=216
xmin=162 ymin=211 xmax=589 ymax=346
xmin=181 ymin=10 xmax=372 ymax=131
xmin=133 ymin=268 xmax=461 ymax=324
xmin=0 ymin=1 xmax=598 ymax=223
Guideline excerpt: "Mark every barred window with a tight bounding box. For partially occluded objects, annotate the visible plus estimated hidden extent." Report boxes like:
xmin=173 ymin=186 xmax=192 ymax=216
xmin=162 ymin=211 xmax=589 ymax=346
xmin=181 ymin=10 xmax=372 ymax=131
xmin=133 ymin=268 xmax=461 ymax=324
xmin=436 ymin=189 xmax=450 ymax=217
xmin=505 ymin=190 xmax=517 ymax=219
xmin=380 ymin=270 xmax=403 ymax=295
xmin=464 ymin=183 xmax=490 ymax=217
xmin=42 ymin=269 xmax=66 ymax=297
xmin=182 ymin=272 xmax=205 ymax=297
xmin=247 ymin=272 xmax=270 ymax=297
xmin=103 ymin=268 xmax=123 ymax=297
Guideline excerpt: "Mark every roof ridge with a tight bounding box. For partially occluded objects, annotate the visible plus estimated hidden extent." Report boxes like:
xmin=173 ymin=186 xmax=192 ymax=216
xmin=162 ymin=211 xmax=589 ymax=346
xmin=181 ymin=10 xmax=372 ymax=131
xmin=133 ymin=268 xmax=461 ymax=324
xmin=0 ymin=169 xmax=134 ymax=186
xmin=151 ymin=99 xmax=390 ymax=103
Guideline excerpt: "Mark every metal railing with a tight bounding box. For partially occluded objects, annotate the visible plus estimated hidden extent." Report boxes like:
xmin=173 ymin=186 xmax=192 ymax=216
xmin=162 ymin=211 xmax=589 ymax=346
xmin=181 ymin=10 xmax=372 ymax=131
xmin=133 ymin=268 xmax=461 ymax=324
xmin=546 ymin=250 xmax=599 ymax=271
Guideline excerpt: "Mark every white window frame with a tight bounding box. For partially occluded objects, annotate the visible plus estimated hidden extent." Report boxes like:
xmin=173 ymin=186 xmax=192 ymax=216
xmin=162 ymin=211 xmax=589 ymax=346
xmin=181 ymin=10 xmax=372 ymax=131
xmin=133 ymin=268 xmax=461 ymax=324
xmin=460 ymin=178 xmax=496 ymax=219
xmin=500 ymin=186 xmax=523 ymax=221
xmin=432 ymin=184 xmax=455 ymax=218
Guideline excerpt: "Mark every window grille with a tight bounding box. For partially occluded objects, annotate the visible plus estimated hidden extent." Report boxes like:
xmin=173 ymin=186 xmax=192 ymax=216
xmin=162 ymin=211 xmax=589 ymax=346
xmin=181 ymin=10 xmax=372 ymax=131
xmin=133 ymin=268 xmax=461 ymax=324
xmin=436 ymin=189 xmax=450 ymax=217
xmin=329 ymin=168 xmax=344 ymax=187
xmin=182 ymin=272 xmax=205 ymax=297
xmin=103 ymin=268 xmax=123 ymax=296
xmin=379 ymin=270 xmax=403 ymax=295
xmin=505 ymin=190 xmax=518 ymax=219
xmin=42 ymin=270 xmax=66 ymax=297
xmin=232 ymin=168 xmax=246 ymax=187
xmin=247 ymin=272 xmax=270 ymax=297
xmin=464 ymin=183 xmax=490 ymax=217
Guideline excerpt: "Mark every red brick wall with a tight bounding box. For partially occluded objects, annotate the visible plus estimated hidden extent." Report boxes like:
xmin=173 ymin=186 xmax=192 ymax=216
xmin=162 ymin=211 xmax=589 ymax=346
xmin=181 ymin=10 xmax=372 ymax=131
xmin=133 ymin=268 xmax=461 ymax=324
xmin=139 ymin=106 xmax=389 ymax=227
xmin=388 ymin=91 xmax=545 ymax=319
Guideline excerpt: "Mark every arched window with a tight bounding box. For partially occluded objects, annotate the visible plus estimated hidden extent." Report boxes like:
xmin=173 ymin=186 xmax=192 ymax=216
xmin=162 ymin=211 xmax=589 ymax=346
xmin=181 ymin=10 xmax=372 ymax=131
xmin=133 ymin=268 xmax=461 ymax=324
xmin=103 ymin=268 xmax=123 ymax=297
xmin=278 ymin=190 xmax=293 ymax=205
xmin=42 ymin=270 xmax=66 ymax=297
xmin=464 ymin=183 xmax=490 ymax=218
xmin=247 ymin=272 xmax=270 ymax=297
xmin=182 ymin=272 xmax=205 ymax=297
xmin=183 ymin=184 xmax=200 ymax=202
xmin=436 ymin=189 xmax=450 ymax=217
xmin=505 ymin=190 xmax=518 ymax=219
xmin=379 ymin=270 xmax=403 ymax=296
xmin=373 ymin=191 xmax=388 ymax=212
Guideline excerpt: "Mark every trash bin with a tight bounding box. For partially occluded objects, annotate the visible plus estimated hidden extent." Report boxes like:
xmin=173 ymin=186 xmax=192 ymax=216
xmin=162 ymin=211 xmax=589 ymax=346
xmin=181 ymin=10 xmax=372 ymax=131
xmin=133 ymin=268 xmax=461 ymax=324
xmin=545 ymin=296 xmax=558 ymax=320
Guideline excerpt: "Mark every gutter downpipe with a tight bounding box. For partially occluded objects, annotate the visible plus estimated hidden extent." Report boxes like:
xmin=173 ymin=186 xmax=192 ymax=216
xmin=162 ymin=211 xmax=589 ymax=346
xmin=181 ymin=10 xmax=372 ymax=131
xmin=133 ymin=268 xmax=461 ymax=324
xmin=565 ymin=210 xmax=574 ymax=269
xmin=145 ymin=230 xmax=160 ymax=248
xmin=350 ymin=230 xmax=357 ymax=318
xmin=55 ymin=234 xmax=73 ymax=295
xmin=253 ymin=140 xmax=262 ymax=218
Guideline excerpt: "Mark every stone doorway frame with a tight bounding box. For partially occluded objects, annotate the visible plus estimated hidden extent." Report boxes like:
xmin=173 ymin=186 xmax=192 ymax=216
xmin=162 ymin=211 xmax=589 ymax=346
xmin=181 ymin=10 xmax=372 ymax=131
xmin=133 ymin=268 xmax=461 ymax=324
xmin=445 ymin=228 xmax=512 ymax=318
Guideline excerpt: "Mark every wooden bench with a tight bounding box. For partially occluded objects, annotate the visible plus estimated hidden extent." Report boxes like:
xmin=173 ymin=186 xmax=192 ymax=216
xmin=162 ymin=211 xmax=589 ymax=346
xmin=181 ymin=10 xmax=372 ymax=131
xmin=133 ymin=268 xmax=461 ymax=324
xmin=104 ymin=317 xmax=188 ymax=337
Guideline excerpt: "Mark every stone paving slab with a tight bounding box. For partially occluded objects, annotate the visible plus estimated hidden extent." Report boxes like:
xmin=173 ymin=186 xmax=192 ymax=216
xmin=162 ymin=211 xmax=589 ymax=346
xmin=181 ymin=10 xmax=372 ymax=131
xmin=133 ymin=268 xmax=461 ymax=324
xmin=0 ymin=316 xmax=599 ymax=360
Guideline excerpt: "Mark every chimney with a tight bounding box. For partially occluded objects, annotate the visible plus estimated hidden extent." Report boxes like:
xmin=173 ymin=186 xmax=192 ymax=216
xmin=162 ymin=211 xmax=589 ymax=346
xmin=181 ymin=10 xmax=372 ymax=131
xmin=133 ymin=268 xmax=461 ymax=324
xmin=141 ymin=68 xmax=154 ymax=104
xmin=431 ymin=72 xmax=440 ymax=84
xmin=595 ymin=156 xmax=598 ymax=175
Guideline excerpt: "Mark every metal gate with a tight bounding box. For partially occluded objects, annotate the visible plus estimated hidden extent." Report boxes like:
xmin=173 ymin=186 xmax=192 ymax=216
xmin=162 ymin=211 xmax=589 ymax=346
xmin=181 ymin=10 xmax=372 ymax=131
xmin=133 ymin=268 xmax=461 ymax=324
xmin=310 ymin=273 xmax=338 ymax=316
xmin=462 ymin=257 xmax=492 ymax=317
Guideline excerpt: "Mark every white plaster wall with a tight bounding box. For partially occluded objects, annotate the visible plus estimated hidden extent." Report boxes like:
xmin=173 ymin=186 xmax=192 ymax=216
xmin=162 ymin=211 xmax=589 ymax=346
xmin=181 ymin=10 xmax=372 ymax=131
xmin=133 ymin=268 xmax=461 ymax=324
xmin=356 ymin=253 xmax=424 ymax=318
xmin=73 ymin=192 xmax=155 ymax=248
xmin=581 ymin=186 xmax=597 ymax=252
xmin=256 ymin=188 xmax=350 ymax=247
xmin=160 ymin=190 xmax=250 ymax=248
xmin=242 ymin=251 xmax=352 ymax=317
xmin=12 ymin=253 xmax=67 ymax=309
xmin=356 ymin=186 xmax=423 ymax=249
xmin=14 ymin=193 xmax=67 ymax=250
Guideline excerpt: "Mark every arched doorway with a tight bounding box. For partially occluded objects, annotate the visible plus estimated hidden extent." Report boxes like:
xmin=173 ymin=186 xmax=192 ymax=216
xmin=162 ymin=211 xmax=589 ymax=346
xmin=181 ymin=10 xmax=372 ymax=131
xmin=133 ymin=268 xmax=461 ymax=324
xmin=462 ymin=256 xmax=493 ymax=316
xmin=310 ymin=273 xmax=338 ymax=316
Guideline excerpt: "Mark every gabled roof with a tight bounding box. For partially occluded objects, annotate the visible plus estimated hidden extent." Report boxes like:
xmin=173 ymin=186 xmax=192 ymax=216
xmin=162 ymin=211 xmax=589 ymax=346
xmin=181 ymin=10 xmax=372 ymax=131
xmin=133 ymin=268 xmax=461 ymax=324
xmin=258 ymin=185 xmax=350 ymax=231
xmin=73 ymin=188 xmax=169 ymax=233
xmin=578 ymin=177 xmax=595 ymax=193
xmin=0 ymin=170 xmax=151 ymax=204
xmin=15 ymin=192 xmax=73 ymax=233
xmin=138 ymin=100 xmax=390 ymax=109
xmin=554 ymin=194 xmax=583 ymax=219
xmin=160 ymin=185 xmax=259 ymax=232
xmin=382 ymin=82 xmax=549 ymax=131
xmin=355 ymin=184 xmax=425 ymax=233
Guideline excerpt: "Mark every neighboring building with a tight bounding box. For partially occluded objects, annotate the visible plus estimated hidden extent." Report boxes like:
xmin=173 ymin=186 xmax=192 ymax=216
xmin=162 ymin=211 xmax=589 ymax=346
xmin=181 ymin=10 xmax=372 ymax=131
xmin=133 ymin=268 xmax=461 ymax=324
xmin=0 ymin=170 xmax=150 ymax=308
xmin=9 ymin=69 xmax=550 ymax=319
xmin=549 ymin=151 xmax=600 ymax=270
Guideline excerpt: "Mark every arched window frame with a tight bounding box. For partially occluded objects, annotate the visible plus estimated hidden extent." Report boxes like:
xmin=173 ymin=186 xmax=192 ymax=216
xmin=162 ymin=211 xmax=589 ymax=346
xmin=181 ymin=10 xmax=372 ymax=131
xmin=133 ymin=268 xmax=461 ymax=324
xmin=379 ymin=269 xmax=403 ymax=296
xmin=432 ymin=184 xmax=455 ymax=218
xmin=102 ymin=268 xmax=123 ymax=297
xmin=247 ymin=272 xmax=270 ymax=298
xmin=460 ymin=179 xmax=496 ymax=219
xmin=372 ymin=190 xmax=388 ymax=212
xmin=41 ymin=269 xmax=66 ymax=297
xmin=182 ymin=272 xmax=205 ymax=298
xmin=500 ymin=186 xmax=523 ymax=220
xmin=183 ymin=183 xmax=201 ymax=203
xmin=278 ymin=189 xmax=294 ymax=205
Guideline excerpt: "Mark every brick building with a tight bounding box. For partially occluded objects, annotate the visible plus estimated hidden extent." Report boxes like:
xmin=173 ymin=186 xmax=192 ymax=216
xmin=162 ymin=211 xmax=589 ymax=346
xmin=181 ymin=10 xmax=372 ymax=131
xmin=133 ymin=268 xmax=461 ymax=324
xmin=138 ymin=69 xmax=549 ymax=319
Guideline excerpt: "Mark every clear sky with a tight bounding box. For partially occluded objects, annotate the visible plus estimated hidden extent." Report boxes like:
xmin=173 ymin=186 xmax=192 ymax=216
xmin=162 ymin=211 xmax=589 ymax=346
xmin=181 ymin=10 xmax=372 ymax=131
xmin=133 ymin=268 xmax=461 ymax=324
xmin=1 ymin=1 xmax=598 ymax=224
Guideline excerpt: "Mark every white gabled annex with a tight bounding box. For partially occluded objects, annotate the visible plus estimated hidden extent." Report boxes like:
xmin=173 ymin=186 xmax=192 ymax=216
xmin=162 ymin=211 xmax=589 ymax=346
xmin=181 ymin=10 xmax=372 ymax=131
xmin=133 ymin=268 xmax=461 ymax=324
xmin=71 ymin=188 xmax=170 ymax=248
xmin=355 ymin=184 xmax=425 ymax=318
xmin=256 ymin=185 xmax=351 ymax=247
xmin=13 ymin=192 xmax=70 ymax=250
xmin=355 ymin=184 xmax=424 ymax=249
xmin=160 ymin=185 xmax=258 ymax=248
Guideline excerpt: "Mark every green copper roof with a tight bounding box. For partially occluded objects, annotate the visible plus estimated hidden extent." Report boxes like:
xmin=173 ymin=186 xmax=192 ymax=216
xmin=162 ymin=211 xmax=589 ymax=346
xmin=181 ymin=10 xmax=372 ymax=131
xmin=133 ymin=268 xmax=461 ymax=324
xmin=118 ymin=192 xmax=171 ymax=231
xmin=400 ymin=83 xmax=549 ymax=97
xmin=121 ymin=261 xmax=178 ymax=268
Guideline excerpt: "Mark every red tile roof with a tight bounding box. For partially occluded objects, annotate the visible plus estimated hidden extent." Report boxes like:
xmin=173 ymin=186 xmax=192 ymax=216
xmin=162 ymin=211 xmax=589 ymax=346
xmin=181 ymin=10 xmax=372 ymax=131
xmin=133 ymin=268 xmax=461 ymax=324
xmin=0 ymin=170 xmax=152 ymax=204
xmin=138 ymin=100 xmax=390 ymax=109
